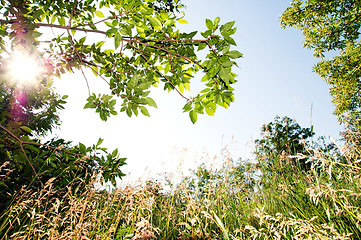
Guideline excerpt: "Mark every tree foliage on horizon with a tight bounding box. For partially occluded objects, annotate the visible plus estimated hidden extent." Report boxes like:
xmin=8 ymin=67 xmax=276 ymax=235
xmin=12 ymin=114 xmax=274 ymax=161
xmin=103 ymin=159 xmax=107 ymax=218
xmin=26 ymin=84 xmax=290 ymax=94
xmin=255 ymin=116 xmax=314 ymax=177
xmin=281 ymin=0 xmax=361 ymax=129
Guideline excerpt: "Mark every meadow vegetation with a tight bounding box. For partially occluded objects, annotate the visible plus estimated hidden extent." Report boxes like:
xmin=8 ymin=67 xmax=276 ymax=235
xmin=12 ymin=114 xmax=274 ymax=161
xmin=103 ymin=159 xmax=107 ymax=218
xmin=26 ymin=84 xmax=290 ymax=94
xmin=1 ymin=117 xmax=361 ymax=239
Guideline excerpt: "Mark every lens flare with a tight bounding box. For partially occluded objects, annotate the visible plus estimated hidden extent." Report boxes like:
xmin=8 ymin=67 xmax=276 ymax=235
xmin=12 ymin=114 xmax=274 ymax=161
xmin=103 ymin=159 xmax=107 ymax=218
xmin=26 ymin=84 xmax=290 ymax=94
xmin=7 ymin=52 xmax=43 ymax=85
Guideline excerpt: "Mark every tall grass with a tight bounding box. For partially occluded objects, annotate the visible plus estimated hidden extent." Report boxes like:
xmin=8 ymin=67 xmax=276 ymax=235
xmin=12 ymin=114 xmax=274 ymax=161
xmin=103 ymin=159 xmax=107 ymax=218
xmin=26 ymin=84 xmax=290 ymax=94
xmin=1 ymin=132 xmax=361 ymax=239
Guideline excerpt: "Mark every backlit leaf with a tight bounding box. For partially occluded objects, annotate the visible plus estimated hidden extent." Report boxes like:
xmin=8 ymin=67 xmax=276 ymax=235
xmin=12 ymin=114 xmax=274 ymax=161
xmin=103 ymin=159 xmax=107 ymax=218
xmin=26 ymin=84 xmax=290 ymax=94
xmin=219 ymin=67 xmax=230 ymax=85
xmin=95 ymin=10 xmax=104 ymax=18
xmin=214 ymin=17 xmax=220 ymax=26
xmin=140 ymin=106 xmax=150 ymax=117
xmin=20 ymin=126 xmax=32 ymax=133
xmin=114 ymin=32 xmax=122 ymax=49
xmin=225 ymin=50 xmax=243 ymax=59
xmin=177 ymin=19 xmax=189 ymax=24
xmin=206 ymin=19 xmax=213 ymax=30
xmin=149 ymin=17 xmax=162 ymax=31
xmin=145 ymin=97 xmax=157 ymax=108
xmin=160 ymin=12 xmax=168 ymax=20
xmin=189 ymin=110 xmax=197 ymax=124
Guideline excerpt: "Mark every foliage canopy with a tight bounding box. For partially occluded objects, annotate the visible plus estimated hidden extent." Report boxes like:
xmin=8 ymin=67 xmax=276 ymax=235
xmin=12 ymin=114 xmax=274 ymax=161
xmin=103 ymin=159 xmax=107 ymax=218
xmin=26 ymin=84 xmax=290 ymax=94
xmin=281 ymin=0 xmax=361 ymax=128
xmin=255 ymin=116 xmax=314 ymax=175
xmin=0 ymin=0 xmax=242 ymax=123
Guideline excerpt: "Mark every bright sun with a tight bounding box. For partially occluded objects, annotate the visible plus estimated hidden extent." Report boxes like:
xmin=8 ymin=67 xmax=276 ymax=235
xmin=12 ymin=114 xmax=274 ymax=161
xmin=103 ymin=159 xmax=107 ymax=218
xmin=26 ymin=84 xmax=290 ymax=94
xmin=8 ymin=52 xmax=43 ymax=85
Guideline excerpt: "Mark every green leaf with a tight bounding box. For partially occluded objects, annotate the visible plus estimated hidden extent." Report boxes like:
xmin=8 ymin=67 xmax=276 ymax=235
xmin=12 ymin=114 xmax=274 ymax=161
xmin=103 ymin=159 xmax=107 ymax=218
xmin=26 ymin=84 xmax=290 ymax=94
xmin=194 ymin=102 xmax=204 ymax=114
xmin=51 ymin=15 xmax=56 ymax=24
xmin=148 ymin=17 xmax=162 ymax=31
xmin=207 ymin=102 xmax=217 ymax=111
xmin=140 ymin=6 xmax=153 ymax=15
xmin=205 ymin=106 xmax=215 ymax=116
xmin=132 ymin=105 xmax=139 ymax=116
xmin=140 ymin=106 xmax=150 ymax=117
xmin=145 ymin=97 xmax=157 ymax=108
xmin=112 ymin=149 xmax=118 ymax=158
xmin=114 ymin=32 xmax=122 ymax=49
xmin=177 ymin=19 xmax=189 ymax=24
xmin=200 ymin=88 xmax=210 ymax=93
xmin=24 ymin=144 xmax=40 ymax=153
xmin=160 ymin=12 xmax=168 ymax=21
xmin=110 ymin=109 xmax=118 ymax=115
xmin=220 ymin=21 xmax=235 ymax=34
xmin=184 ymin=83 xmax=190 ymax=91
xmin=164 ymin=19 xmax=175 ymax=26
xmin=79 ymin=36 xmax=86 ymax=44
xmin=126 ymin=107 xmax=132 ymax=117
xmin=112 ymin=19 xmax=118 ymax=27
xmin=189 ymin=110 xmax=197 ymax=124
xmin=183 ymin=102 xmax=192 ymax=112
xmin=96 ymin=138 xmax=104 ymax=147
xmin=104 ymin=21 xmax=113 ymax=27
xmin=91 ymin=65 xmax=98 ymax=76
xmin=95 ymin=10 xmax=104 ymax=18
xmin=128 ymin=75 xmax=139 ymax=89
xmin=79 ymin=143 xmax=86 ymax=154
xmin=221 ymin=59 xmax=233 ymax=68
xmin=214 ymin=17 xmax=220 ymax=26
xmin=213 ymin=211 xmax=230 ymax=240
xmin=207 ymin=65 xmax=220 ymax=78
xmin=136 ymin=26 xmax=146 ymax=38
xmin=96 ymin=41 xmax=106 ymax=48
xmin=33 ymin=9 xmax=43 ymax=20
xmin=198 ymin=42 xmax=207 ymax=51
xmin=224 ymin=36 xmax=237 ymax=46
xmin=219 ymin=67 xmax=230 ymax=85
xmin=58 ymin=17 xmax=65 ymax=25
xmin=84 ymin=101 xmax=96 ymax=109
xmin=206 ymin=19 xmax=213 ymax=30
xmin=20 ymin=126 xmax=32 ymax=133
xmin=205 ymin=102 xmax=216 ymax=116
xmin=138 ymin=82 xmax=151 ymax=90
xmin=119 ymin=28 xmax=128 ymax=36
xmin=201 ymin=30 xmax=212 ymax=38
xmin=32 ymin=30 xmax=42 ymax=38
xmin=179 ymin=83 xmax=184 ymax=93
xmin=225 ymin=50 xmax=243 ymax=59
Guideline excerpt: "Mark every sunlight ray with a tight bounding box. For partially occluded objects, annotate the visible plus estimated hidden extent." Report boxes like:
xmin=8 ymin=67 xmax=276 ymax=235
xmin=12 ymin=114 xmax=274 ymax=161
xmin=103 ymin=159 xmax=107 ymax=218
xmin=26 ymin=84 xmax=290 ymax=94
xmin=7 ymin=52 xmax=43 ymax=85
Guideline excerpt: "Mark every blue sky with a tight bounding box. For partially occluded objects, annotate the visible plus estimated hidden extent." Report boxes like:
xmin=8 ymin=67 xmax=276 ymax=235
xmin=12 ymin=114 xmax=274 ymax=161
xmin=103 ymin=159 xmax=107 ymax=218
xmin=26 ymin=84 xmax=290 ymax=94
xmin=51 ymin=0 xmax=343 ymax=181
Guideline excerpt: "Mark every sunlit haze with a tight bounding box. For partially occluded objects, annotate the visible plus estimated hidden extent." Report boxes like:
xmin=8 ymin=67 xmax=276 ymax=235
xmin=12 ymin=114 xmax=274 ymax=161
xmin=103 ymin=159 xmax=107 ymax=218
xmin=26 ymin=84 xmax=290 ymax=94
xmin=7 ymin=52 xmax=42 ymax=85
